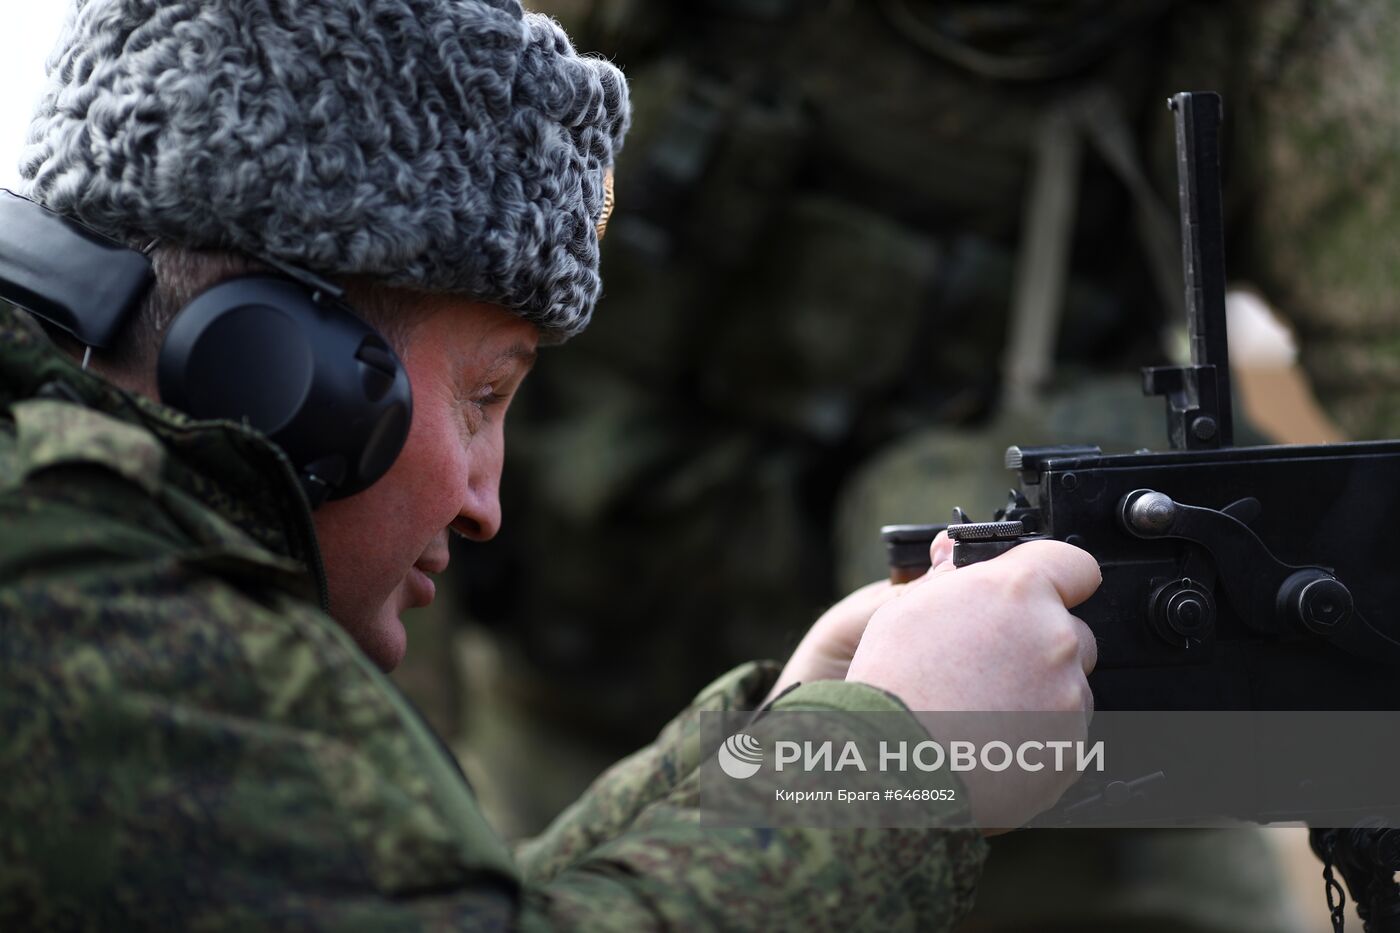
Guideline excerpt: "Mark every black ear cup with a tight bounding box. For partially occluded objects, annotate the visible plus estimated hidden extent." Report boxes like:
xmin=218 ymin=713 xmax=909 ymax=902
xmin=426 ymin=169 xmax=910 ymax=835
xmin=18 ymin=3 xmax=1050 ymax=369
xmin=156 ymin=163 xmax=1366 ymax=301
xmin=0 ymin=192 xmax=406 ymax=506
xmin=157 ymin=276 xmax=412 ymax=506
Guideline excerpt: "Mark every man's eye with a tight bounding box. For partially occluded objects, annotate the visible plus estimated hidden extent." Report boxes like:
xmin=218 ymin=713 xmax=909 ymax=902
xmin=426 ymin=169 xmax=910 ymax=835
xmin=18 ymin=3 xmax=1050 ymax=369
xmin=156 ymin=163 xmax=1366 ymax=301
xmin=475 ymin=391 xmax=507 ymax=409
xmin=467 ymin=391 xmax=509 ymax=427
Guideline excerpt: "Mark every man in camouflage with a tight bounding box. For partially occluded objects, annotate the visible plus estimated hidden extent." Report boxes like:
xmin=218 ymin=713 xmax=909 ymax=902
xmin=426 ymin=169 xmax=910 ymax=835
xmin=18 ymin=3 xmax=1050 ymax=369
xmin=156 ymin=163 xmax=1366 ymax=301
xmin=0 ymin=0 xmax=1104 ymax=927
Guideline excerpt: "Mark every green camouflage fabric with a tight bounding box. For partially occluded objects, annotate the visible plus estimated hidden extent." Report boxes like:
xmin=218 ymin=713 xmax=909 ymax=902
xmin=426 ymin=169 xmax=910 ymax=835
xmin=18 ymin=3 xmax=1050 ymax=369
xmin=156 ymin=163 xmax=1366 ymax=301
xmin=1236 ymin=0 xmax=1400 ymax=439
xmin=0 ymin=304 xmax=987 ymax=929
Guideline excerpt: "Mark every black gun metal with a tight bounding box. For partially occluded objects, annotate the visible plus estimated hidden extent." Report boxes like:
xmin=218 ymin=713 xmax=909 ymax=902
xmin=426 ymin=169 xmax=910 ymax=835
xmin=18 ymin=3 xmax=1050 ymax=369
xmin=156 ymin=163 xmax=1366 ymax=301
xmin=882 ymin=91 xmax=1400 ymax=929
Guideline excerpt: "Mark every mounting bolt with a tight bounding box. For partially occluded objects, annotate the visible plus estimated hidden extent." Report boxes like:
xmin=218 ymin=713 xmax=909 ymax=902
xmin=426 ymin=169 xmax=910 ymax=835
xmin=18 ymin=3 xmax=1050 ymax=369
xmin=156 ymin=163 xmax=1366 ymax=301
xmin=1190 ymin=415 xmax=1218 ymax=441
xmin=1298 ymin=578 xmax=1352 ymax=631
xmin=1060 ymin=472 xmax=1079 ymax=491
xmin=1278 ymin=570 xmax=1354 ymax=636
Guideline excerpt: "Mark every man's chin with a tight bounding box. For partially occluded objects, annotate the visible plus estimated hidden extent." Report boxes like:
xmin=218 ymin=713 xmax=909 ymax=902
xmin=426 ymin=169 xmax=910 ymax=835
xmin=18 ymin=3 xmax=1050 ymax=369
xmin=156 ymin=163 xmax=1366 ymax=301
xmin=356 ymin=611 xmax=409 ymax=672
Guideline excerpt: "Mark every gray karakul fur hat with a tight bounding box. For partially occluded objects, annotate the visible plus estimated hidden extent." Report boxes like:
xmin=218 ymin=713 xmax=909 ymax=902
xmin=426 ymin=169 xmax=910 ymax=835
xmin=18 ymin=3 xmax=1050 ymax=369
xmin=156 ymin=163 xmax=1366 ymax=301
xmin=20 ymin=0 xmax=630 ymax=343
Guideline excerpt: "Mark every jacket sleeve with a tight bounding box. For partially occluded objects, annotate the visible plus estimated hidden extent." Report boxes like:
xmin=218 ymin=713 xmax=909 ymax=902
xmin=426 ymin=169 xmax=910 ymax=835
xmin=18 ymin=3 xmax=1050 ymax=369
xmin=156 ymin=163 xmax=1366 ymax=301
xmin=514 ymin=663 xmax=988 ymax=931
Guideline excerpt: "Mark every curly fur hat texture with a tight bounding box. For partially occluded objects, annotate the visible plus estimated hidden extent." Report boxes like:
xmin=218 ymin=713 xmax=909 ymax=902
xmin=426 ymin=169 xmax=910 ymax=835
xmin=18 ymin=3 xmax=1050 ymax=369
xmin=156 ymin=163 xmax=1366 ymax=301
xmin=20 ymin=0 xmax=630 ymax=342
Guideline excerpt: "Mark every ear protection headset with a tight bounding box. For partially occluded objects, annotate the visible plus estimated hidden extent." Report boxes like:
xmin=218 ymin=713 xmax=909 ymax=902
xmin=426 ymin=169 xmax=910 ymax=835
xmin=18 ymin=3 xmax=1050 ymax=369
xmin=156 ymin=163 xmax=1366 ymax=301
xmin=0 ymin=189 xmax=412 ymax=507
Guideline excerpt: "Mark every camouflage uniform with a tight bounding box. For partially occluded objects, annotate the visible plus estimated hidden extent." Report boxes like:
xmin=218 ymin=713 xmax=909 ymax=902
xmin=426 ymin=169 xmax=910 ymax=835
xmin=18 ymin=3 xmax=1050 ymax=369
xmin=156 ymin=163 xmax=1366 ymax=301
xmin=0 ymin=304 xmax=987 ymax=928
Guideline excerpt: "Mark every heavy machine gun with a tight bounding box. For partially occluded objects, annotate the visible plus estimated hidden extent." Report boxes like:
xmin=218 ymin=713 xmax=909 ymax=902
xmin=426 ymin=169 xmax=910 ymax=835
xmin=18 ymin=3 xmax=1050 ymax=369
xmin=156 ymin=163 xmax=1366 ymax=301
xmin=882 ymin=92 xmax=1400 ymax=932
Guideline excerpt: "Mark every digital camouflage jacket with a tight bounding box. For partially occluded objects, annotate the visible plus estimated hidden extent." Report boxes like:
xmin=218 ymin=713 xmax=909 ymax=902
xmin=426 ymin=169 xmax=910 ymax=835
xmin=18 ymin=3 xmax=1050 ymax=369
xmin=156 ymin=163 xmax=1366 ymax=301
xmin=0 ymin=305 xmax=986 ymax=930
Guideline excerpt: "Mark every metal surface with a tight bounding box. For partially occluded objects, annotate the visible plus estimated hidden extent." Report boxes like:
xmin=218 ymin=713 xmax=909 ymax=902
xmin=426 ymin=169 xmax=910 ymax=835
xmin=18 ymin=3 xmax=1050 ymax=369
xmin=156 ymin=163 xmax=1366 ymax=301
xmin=1142 ymin=92 xmax=1233 ymax=451
xmin=945 ymin=520 xmax=1024 ymax=541
xmin=882 ymin=88 xmax=1400 ymax=925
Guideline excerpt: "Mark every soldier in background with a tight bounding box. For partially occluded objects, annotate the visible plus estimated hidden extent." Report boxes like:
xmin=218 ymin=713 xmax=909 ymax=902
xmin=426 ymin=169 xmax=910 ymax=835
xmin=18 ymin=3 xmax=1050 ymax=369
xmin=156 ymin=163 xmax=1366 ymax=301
xmin=462 ymin=0 xmax=1197 ymax=785
xmin=1238 ymin=0 xmax=1400 ymax=440
xmin=417 ymin=1 xmax=1394 ymax=928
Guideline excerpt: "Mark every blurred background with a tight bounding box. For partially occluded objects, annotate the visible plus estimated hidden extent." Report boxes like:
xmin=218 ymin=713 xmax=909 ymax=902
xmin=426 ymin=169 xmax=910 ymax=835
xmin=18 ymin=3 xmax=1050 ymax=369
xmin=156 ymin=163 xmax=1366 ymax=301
xmin=6 ymin=2 xmax=1398 ymax=930
xmin=0 ymin=7 xmax=70 ymax=191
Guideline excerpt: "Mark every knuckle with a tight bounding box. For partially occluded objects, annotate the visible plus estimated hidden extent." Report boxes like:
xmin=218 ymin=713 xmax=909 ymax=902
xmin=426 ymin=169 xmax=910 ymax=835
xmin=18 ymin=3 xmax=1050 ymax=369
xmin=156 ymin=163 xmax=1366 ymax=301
xmin=1058 ymin=678 xmax=1088 ymax=713
xmin=1048 ymin=616 xmax=1080 ymax=660
xmin=997 ymin=563 xmax=1044 ymax=601
xmin=1070 ymin=615 xmax=1097 ymax=663
xmin=1031 ymin=538 xmax=1101 ymax=589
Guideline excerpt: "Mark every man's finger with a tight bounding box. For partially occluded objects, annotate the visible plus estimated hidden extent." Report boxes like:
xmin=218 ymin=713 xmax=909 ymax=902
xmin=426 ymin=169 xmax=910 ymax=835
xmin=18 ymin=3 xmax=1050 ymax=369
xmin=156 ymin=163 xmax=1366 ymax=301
xmin=994 ymin=538 xmax=1102 ymax=608
xmin=928 ymin=531 xmax=953 ymax=568
xmin=902 ymin=532 xmax=956 ymax=585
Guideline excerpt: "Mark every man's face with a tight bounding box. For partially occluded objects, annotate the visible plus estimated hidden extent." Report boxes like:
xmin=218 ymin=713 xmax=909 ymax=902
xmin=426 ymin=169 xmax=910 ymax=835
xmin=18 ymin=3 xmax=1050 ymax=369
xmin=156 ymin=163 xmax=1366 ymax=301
xmin=312 ymin=297 xmax=538 ymax=670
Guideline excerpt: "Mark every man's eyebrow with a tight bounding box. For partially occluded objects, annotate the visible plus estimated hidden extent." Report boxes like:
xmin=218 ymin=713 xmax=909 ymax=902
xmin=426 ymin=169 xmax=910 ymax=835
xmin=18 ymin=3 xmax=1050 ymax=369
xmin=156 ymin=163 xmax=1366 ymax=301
xmin=491 ymin=342 xmax=538 ymax=371
xmin=458 ymin=340 xmax=538 ymax=378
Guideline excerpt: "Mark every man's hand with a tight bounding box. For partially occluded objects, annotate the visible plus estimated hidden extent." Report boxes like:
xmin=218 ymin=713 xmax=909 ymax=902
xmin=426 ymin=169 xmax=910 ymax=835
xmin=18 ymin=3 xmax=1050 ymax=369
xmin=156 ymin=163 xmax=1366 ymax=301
xmin=844 ymin=539 xmax=1101 ymax=829
xmin=762 ymin=534 xmax=957 ymax=707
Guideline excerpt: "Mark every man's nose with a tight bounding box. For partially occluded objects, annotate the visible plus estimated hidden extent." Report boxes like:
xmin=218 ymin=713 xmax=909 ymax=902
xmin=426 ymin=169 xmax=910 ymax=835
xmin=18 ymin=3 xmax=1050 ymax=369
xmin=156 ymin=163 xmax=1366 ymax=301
xmin=451 ymin=467 xmax=502 ymax=542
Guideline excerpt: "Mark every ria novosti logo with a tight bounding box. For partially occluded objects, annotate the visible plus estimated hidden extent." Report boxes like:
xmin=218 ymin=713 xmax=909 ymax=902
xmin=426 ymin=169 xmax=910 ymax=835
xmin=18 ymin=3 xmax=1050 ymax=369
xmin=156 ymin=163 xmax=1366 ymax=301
xmin=717 ymin=733 xmax=764 ymax=779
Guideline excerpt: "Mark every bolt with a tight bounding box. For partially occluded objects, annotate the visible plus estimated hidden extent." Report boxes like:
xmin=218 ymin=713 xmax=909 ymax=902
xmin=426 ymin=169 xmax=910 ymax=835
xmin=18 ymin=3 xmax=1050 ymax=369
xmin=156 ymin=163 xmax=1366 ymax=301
xmin=1298 ymin=578 xmax=1352 ymax=631
xmin=1166 ymin=591 xmax=1208 ymax=635
xmin=1191 ymin=415 xmax=1218 ymax=441
xmin=1060 ymin=472 xmax=1079 ymax=491
xmin=1128 ymin=492 xmax=1176 ymax=535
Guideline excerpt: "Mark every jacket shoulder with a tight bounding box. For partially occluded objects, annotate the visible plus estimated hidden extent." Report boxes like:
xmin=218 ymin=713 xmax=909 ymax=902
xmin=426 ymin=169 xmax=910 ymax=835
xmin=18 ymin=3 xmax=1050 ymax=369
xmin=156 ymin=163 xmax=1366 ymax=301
xmin=0 ymin=411 xmax=519 ymax=923
xmin=8 ymin=397 xmax=165 ymax=494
